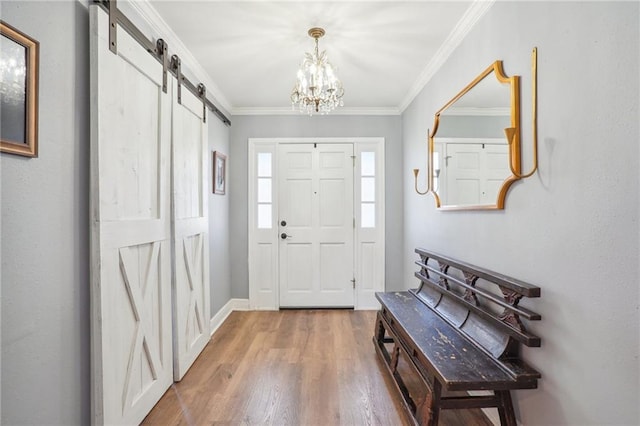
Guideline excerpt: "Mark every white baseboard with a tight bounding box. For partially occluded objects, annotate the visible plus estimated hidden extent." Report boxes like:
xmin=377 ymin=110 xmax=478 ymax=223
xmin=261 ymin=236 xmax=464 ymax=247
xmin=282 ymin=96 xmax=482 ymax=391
xmin=209 ymin=298 xmax=250 ymax=336
xmin=467 ymin=390 xmax=524 ymax=426
xmin=482 ymin=407 xmax=500 ymax=426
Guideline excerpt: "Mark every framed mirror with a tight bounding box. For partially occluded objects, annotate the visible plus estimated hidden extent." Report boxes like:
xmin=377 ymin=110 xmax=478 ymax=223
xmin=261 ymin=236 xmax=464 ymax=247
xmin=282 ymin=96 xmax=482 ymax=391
xmin=428 ymin=61 xmax=520 ymax=210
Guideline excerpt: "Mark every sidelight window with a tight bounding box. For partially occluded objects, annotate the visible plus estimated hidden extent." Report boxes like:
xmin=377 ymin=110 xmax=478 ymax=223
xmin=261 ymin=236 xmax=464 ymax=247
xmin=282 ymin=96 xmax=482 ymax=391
xmin=257 ymin=152 xmax=272 ymax=228
xmin=361 ymin=151 xmax=375 ymax=228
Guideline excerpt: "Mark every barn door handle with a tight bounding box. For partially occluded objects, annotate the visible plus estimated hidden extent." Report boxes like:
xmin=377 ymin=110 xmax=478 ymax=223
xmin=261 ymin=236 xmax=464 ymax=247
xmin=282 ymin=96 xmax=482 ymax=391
xmin=281 ymin=233 xmax=293 ymax=240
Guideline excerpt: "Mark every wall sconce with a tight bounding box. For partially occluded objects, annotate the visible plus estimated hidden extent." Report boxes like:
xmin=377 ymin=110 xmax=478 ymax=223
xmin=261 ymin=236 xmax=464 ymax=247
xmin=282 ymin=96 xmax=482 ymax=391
xmin=505 ymin=47 xmax=538 ymax=179
xmin=413 ymin=128 xmax=431 ymax=195
xmin=413 ymin=169 xmax=429 ymax=195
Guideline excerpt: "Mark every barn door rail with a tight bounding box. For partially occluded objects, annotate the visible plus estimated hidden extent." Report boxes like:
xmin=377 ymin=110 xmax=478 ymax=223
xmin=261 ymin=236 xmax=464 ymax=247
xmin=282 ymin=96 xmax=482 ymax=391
xmin=93 ymin=0 xmax=231 ymax=126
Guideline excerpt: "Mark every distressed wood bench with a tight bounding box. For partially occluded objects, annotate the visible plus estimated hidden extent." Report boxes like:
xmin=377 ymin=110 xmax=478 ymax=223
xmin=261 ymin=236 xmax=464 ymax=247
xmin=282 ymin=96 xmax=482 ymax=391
xmin=373 ymin=248 xmax=541 ymax=426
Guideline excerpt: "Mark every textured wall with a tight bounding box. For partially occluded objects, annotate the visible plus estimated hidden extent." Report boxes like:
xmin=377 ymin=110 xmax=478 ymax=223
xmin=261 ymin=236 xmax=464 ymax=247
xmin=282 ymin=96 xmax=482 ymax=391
xmin=402 ymin=2 xmax=639 ymax=425
xmin=208 ymin=117 xmax=232 ymax=314
xmin=1 ymin=2 xmax=91 ymax=424
xmin=228 ymin=114 xmax=404 ymax=298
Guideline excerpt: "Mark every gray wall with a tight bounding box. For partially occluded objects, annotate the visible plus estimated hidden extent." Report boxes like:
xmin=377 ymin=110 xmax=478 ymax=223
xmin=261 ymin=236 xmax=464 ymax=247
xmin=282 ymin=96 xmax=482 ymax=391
xmin=0 ymin=1 xmax=233 ymax=424
xmin=229 ymin=114 xmax=404 ymax=298
xmin=1 ymin=2 xmax=91 ymax=424
xmin=208 ymin=117 xmax=232 ymax=313
xmin=403 ymin=2 xmax=639 ymax=425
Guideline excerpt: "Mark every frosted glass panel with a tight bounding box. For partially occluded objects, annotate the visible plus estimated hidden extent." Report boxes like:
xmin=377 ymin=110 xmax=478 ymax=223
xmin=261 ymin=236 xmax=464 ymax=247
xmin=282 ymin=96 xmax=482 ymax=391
xmin=361 ymin=203 xmax=375 ymax=228
xmin=258 ymin=178 xmax=272 ymax=203
xmin=361 ymin=152 xmax=375 ymax=176
xmin=257 ymin=152 xmax=272 ymax=177
xmin=361 ymin=177 xmax=375 ymax=202
xmin=258 ymin=204 xmax=272 ymax=228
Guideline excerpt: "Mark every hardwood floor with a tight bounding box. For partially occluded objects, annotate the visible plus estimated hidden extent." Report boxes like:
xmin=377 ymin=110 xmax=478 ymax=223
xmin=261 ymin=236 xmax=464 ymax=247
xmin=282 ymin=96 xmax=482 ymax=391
xmin=142 ymin=310 xmax=493 ymax=425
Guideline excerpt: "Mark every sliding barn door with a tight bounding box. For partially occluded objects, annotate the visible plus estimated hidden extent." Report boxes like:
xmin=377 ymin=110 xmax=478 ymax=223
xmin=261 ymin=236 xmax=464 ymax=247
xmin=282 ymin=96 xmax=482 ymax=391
xmin=90 ymin=6 xmax=172 ymax=425
xmin=171 ymin=82 xmax=210 ymax=380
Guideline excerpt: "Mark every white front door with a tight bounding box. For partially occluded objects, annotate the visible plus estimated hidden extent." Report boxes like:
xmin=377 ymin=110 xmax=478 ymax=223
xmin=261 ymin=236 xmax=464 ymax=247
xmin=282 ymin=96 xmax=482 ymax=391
xmin=278 ymin=143 xmax=355 ymax=307
xmin=90 ymin=6 xmax=172 ymax=424
xmin=170 ymin=81 xmax=210 ymax=381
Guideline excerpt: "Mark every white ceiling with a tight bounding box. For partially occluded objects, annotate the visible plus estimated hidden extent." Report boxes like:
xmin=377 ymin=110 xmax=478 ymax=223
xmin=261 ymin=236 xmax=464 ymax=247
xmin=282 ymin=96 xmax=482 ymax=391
xmin=149 ymin=0 xmax=487 ymax=115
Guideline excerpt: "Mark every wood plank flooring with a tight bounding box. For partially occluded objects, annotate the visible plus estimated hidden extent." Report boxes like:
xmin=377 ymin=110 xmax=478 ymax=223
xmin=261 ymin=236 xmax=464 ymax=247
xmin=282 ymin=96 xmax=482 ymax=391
xmin=142 ymin=310 xmax=494 ymax=425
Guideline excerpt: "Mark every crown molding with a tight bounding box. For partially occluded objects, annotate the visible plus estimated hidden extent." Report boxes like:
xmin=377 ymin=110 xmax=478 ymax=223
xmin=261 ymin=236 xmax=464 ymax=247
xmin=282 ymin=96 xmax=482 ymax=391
xmin=125 ymin=0 xmax=233 ymax=114
xmin=398 ymin=0 xmax=495 ymax=112
xmin=232 ymin=106 xmax=401 ymax=116
xmin=116 ymin=0 xmax=492 ymax=118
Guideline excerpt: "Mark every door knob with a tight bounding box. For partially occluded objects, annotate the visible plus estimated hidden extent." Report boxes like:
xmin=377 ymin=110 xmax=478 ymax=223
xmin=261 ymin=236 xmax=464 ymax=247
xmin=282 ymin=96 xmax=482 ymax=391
xmin=281 ymin=233 xmax=292 ymax=240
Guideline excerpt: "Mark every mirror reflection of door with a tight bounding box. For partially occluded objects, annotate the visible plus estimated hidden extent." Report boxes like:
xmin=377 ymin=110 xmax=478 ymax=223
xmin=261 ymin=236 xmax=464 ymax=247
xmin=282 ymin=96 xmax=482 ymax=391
xmin=440 ymin=140 xmax=509 ymax=206
xmin=430 ymin=61 xmax=520 ymax=209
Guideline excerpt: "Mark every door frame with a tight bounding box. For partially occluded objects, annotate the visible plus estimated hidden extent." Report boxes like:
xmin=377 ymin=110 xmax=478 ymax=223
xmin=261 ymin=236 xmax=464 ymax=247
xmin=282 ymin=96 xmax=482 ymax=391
xmin=248 ymin=137 xmax=385 ymax=310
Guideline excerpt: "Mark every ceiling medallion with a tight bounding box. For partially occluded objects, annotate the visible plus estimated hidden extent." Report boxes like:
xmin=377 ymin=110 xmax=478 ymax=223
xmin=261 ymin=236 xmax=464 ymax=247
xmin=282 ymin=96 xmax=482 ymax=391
xmin=290 ymin=27 xmax=344 ymax=115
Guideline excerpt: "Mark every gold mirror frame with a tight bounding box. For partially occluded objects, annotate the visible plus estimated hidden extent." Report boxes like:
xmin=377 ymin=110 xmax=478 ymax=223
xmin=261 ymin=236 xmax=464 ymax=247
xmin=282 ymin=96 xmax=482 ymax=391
xmin=414 ymin=49 xmax=539 ymax=209
xmin=422 ymin=61 xmax=521 ymax=210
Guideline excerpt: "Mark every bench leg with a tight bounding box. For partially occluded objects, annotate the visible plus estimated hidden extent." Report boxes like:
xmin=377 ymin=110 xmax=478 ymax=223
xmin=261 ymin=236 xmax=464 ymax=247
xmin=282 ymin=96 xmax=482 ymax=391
xmin=418 ymin=377 xmax=442 ymax=426
xmin=390 ymin=344 xmax=400 ymax=373
xmin=496 ymin=390 xmax=517 ymax=426
xmin=374 ymin=313 xmax=386 ymax=344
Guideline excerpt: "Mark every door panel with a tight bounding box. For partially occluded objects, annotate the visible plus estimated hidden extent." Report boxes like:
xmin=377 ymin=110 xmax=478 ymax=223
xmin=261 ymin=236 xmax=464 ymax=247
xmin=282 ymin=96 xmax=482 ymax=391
xmin=278 ymin=144 xmax=354 ymax=307
xmin=171 ymin=82 xmax=210 ymax=381
xmin=445 ymin=143 xmax=482 ymax=206
xmin=445 ymin=143 xmax=510 ymax=205
xmin=90 ymin=6 xmax=172 ymax=425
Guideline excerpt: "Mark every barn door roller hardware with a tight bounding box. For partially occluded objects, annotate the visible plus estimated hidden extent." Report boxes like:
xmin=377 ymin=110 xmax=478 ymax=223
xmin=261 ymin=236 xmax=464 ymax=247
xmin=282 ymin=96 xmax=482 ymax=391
xmin=94 ymin=0 xmax=231 ymax=126
xmin=198 ymin=84 xmax=207 ymax=123
xmin=157 ymin=39 xmax=169 ymax=93
xmin=171 ymin=55 xmax=182 ymax=104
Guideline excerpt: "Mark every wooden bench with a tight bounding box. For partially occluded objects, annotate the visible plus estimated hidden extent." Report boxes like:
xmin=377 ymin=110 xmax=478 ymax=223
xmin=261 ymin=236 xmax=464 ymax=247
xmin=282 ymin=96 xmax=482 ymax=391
xmin=373 ymin=248 xmax=541 ymax=426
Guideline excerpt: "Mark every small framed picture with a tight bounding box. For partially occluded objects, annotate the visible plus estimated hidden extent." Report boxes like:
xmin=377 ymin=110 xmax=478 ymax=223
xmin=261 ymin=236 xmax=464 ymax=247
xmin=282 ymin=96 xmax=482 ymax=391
xmin=1 ymin=20 xmax=39 ymax=157
xmin=213 ymin=151 xmax=227 ymax=194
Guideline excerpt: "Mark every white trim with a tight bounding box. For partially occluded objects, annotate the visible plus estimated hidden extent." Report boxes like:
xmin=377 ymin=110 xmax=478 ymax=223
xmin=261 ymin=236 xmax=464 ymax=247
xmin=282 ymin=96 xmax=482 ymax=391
xmin=398 ymin=0 xmax=495 ymax=112
xmin=354 ymin=140 xmax=386 ymax=310
xmin=251 ymin=137 xmax=385 ymax=145
xmin=467 ymin=391 xmax=501 ymax=425
xmin=209 ymin=298 xmax=250 ymax=337
xmin=248 ymin=137 xmax=386 ymax=311
xmin=232 ymin=106 xmax=401 ymax=116
xmin=123 ymin=0 xmax=232 ymax=113
xmin=437 ymin=137 xmax=505 ymax=145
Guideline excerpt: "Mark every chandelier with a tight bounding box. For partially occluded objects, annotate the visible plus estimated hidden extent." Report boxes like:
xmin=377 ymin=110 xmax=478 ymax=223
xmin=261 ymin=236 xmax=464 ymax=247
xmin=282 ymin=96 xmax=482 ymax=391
xmin=291 ymin=27 xmax=344 ymax=115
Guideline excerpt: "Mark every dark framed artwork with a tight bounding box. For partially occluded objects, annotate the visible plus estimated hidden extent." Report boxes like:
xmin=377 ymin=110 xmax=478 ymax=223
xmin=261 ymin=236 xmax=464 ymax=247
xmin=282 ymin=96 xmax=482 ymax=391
xmin=213 ymin=151 xmax=227 ymax=194
xmin=1 ymin=20 xmax=39 ymax=157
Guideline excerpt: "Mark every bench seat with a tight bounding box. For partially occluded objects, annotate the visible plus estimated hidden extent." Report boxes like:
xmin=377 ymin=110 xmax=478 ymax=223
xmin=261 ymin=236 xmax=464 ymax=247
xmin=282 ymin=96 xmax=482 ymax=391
xmin=373 ymin=249 xmax=542 ymax=426
xmin=377 ymin=291 xmax=539 ymax=391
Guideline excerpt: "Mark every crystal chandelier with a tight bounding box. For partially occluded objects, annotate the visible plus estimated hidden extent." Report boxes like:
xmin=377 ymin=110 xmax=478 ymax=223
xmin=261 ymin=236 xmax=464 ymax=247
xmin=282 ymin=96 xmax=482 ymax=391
xmin=291 ymin=27 xmax=344 ymax=115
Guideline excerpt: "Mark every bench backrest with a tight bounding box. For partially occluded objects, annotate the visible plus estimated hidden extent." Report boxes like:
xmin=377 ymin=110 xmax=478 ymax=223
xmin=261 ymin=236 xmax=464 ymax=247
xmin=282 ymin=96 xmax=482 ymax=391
xmin=412 ymin=248 xmax=541 ymax=360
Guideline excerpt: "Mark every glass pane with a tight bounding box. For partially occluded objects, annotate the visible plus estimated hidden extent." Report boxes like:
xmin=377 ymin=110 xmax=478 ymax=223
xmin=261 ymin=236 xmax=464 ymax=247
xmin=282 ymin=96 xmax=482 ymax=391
xmin=361 ymin=151 xmax=375 ymax=176
xmin=257 ymin=204 xmax=272 ymax=229
xmin=258 ymin=178 xmax=272 ymax=203
xmin=257 ymin=152 xmax=272 ymax=177
xmin=361 ymin=177 xmax=375 ymax=202
xmin=361 ymin=203 xmax=375 ymax=228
